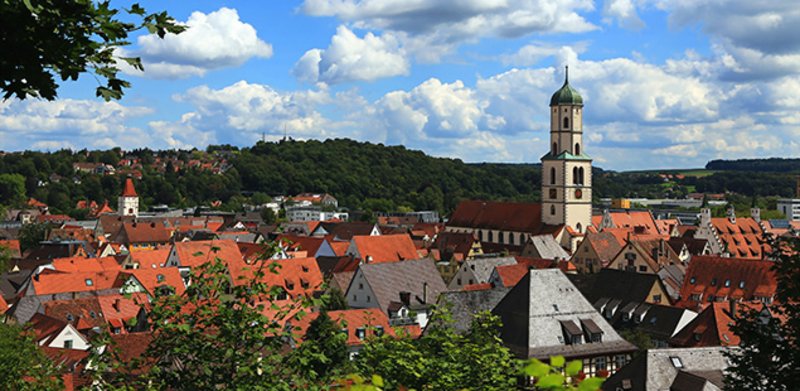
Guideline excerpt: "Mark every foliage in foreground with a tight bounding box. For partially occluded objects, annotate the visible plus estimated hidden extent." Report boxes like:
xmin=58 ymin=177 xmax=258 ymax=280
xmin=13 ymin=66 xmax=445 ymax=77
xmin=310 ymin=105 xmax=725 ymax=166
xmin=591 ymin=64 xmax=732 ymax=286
xmin=725 ymin=235 xmax=800 ymax=390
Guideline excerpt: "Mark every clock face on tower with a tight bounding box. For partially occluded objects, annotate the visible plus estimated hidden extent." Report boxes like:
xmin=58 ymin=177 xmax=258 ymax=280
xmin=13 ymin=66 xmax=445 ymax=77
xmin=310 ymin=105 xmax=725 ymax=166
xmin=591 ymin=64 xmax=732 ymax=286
xmin=575 ymin=189 xmax=583 ymax=199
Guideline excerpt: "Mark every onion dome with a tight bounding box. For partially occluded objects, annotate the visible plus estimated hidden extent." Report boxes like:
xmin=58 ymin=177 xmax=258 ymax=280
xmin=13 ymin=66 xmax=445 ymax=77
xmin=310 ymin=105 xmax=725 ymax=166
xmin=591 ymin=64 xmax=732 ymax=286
xmin=550 ymin=66 xmax=583 ymax=106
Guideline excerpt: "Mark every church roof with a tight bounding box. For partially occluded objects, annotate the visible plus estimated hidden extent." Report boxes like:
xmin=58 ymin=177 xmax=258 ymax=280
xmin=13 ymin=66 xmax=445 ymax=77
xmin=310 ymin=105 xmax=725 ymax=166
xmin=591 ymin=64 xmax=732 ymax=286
xmin=550 ymin=67 xmax=583 ymax=106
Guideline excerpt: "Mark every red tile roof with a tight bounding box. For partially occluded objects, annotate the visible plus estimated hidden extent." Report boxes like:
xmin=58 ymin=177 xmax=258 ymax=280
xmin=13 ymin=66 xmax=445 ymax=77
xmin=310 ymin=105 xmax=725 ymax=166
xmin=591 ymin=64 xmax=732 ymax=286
xmin=463 ymin=283 xmax=493 ymax=291
xmin=350 ymin=234 xmax=419 ymax=263
xmin=129 ymin=248 xmax=171 ymax=269
xmin=598 ymin=210 xmax=661 ymax=235
xmin=121 ymin=178 xmax=137 ymax=197
xmin=116 ymin=222 xmax=172 ymax=244
xmin=710 ymin=217 xmax=767 ymax=259
xmin=32 ymin=270 xmax=119 ymax=295
xmin=678 ymin=256 xmax=777 ymax=309
xmin=495 ymin=259 xmax=555 ymax=287
xmin=669 ymin=302 xmax=739 ymax=347
xmin=120 ymin=267 xmax=186 ymax=296
xmin=51 ymin=256 xmax=121 ymax=273
xmin=172 ymin=239 xmax=244 ymax=268
xmin=97 ymin=294 xmax=148 ymax=329
xmin=42 ymin=297 xmax=106 ymax=330
xmin=328 ymin=308 xmax=396 ymax=346
xmin=448 ymin=200 xmax=551 ymax=233
xmin=328 ymin=240 xmax=350 ymax=257
xmin=277 ymin=234 xmax=325 ymax=256
xmin=229 ymin=257 xmax=323 ymax=300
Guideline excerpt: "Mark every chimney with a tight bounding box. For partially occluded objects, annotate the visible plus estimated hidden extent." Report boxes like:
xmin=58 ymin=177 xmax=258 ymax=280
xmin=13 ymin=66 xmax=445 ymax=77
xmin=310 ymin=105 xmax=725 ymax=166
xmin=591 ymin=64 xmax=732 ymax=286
xmin=727 ymin=206 xmax=736 ymax=224
xmin=423 ymin=282 xmax=428 ymax=304
xmin=113 ymin=299 xmax=120 ymax=312
xmin=751 ymin=208 xmax=761 ymax=222
xmin=365 ymin=255 xmax=373 ymax=264
xmin=399 ymin=291 xmax=410 ymax=306
xmin=729 ymin=299 xmax=738 ymax=317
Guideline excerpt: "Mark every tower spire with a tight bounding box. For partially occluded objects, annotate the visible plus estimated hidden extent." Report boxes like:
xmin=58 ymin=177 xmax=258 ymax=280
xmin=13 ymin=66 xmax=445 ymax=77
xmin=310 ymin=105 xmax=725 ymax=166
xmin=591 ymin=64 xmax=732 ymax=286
xmin=565 ymin=65 xmax=569 ymax=85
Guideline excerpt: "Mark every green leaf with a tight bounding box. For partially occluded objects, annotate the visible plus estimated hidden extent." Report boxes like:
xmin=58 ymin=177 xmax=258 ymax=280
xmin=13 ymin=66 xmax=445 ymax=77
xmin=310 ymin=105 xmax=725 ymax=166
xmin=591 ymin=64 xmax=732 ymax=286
xmin=578 ymin=377 xmax=605 ymax=391
xmin=566 ymin=359 xmax=583 ymax=377
xmin=536 ymin=373 xmax=565 ymax=389
xmin=550 ymin=355 xmax=566 ymax=368
xmin=523 ymin=359 xmax=551 ymax=378
xmin=371 ymin=374 xmax=384 ymax=387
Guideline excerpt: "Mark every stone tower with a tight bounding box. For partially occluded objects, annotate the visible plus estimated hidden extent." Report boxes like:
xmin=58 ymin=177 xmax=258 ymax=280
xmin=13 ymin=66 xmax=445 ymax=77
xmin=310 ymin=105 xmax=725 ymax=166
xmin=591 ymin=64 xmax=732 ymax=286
xmin=119 ymin=177 xmax=139 ymax=217
xmin=541 ymin=67 xmax=592 ymax=233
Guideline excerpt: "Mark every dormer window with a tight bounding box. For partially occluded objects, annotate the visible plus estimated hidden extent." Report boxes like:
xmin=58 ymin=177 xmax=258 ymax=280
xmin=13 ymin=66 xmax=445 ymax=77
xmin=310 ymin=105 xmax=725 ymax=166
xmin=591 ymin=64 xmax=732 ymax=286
xmin=724 ymin=279 xmax=731 ymax=287
xmin=690 ymin=277 xmax=697 ymax=284
xmin=156 ymin=274 xmax=165 ymax=283
xmin=85 ymin=279 xmax=93 ymax=286
xmin=561 ymin=320 xmax=583 ymax=345
xmin=670 ymin=357 xmax=684 ymax=368
xmin=375 ymin=326 xmax=384 ymax=336
xmin=355 ymin=327 xmax=366 ymax=340
xmin=738 ymin=281 xmax=745 ymax=289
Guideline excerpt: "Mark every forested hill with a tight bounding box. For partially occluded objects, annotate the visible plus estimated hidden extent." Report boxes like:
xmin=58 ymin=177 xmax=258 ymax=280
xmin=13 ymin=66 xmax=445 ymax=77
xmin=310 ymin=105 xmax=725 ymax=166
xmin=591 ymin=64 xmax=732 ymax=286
xmin=234 ymin=139 xmax=541 ymax=213
xmin=706 ymin=158 xmax=800 ymax=172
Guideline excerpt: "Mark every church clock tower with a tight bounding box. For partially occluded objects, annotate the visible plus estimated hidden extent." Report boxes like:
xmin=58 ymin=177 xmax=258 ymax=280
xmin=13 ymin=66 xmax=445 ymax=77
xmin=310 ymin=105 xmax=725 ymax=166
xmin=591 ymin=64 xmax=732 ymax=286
xmin=541 ymin=67 xmax=592 ymax=233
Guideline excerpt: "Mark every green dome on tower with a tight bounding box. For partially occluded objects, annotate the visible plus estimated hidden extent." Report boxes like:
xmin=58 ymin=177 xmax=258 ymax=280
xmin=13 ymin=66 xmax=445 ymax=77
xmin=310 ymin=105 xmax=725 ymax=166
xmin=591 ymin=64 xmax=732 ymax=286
xmin=550 ymin=66 xmax=583 ymax=106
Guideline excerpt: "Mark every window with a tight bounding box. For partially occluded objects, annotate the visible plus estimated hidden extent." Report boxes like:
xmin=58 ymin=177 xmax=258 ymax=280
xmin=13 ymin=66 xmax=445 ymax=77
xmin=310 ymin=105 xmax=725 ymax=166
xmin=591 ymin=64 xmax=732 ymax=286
xmin=66 ymin=314 xmax=74 ymax=322
xmin=488 ymin=231 xmax=494 ymax=242
xmin=652 ymin=294 xmax=662 ymax=303
xmin=595 ymin=356 xmax=607 ymax=371
xmin=670 ymin=356 xmax=683 ymax=368
xmin=690 ymin=277 xmax=697 ymax=284
xmin=563 ymin=117 xmax=570 ymax=129
xmin=576 ymin=223 xmax=582 ymax=233
xmin=724 ymin=279 xmax=731 ymax=287
xmin=639 ymin=265 xmax=647 ymax=272
xmin=156 ymin=274 xmax=164 ymax=283
xmin=739 ymin=281 xmax=746 ymax=289
xmin=575 ymin=143 xmax=580 ymax=155
xmin=550 ymin=167 xmax=556 ymax=184
xmin=359 ymin=283 xmax=364 ymax=290
xmin=64 ymin=340 xmax=73 ymax=349
xmin=550 ymin=188 xmax=557 ymax=199
xmin=457 ymin=278 xmax=462 ymax=286
xmin=85 ymin=279 xmax=94 ymax=286
xmin=552 ymin=142 xmax=558 ymax=155
xmin=551 ymin=205 xmax=556 ymax=215
xmin=367 ymin=295 xmax=371 ymax=303
xmin=353 ymin=295 xmax=357 ymax=301
xmin=573 ymin=167 xmax=579 ymax=184
xmin=711 ymin=278 xmax=717 ymax=286
xmin=375 ymin=326 xmax=384 ymax=336
xmin=356 ymin=327 xmax=366 ymax=340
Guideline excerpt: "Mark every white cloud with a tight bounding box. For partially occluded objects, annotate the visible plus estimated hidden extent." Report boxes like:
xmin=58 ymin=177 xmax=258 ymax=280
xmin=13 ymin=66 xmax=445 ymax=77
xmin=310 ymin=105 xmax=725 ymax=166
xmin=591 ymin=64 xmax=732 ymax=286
xmin=603 ymin=0 xmax=645 ymax=30
xmin=293 ymin=26 xmax=409 ymax=84
xmin=122 ymin=7 xmax=272 ymax=79
xmin=0 ymin=99 xmax=154 ymax=150
xmin=301 ymin=0 xmax=597 ymax=61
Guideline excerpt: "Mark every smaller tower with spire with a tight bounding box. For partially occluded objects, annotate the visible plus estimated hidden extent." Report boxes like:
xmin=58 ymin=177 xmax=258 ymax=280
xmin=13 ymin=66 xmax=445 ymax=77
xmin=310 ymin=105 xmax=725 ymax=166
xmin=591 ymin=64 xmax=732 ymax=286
xmin=119 ymin=177 xmax=139 ymax=217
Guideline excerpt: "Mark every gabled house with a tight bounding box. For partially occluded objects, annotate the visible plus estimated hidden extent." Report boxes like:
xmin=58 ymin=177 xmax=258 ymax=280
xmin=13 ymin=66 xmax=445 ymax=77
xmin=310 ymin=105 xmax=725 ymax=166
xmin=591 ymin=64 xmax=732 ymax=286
xmin=447 ymin=256 xmax=517 ymax=291
xmin=432 ymin=231 xmax=483 ymax=263
xmin=492 ymin=268 xmax=637 ymax=376
xmin=606 ymin=237 xmax=682 ymax=274
xmin=602 ymin=347 xmax=731 ymax=391
xmin=346 ymin=258 xmax=446 ymax=328
xmin=677 ymin=255 xmax=777 ymax=310
xmin=327 ymin=308 xmax=396 ymax=359
xmin=694 ymin=207 xmax=767 ymax=259
xmin=667 ymin=236 xmax=711 ymax=263
xmin=434 ymin=286 xmax=512 ymax=333
xmin=28 ymin=313 xmax=90 ymax=350
xmin=669 ymin=302 xmax=740 ymax=348
xmin=113 ymin=222 xmax=172 ymax=251
xmin=570 ymin=231 xmax=625 ymax=273
xmin=488 ymin=258 xmax=559 ymax=288
xmin=166 ymin=239 xmax=245 ymax=278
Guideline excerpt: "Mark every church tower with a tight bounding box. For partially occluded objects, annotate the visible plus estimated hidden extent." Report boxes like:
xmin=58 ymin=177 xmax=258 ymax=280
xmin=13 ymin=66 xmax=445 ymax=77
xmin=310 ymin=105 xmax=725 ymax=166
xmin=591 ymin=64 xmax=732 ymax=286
xmin=119 ymin=177 xmax=139 ymax=217
xmin=541 ymin=67 xmax=592 ymax=233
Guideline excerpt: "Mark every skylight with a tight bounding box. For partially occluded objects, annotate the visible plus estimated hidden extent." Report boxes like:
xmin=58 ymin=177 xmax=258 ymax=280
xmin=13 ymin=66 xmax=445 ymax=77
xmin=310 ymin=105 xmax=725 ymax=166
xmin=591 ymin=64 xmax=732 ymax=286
xmin=85 ymin=278 xmax=94 ymax=286
xmin=670 ymin=356 xmax=683 ymax=368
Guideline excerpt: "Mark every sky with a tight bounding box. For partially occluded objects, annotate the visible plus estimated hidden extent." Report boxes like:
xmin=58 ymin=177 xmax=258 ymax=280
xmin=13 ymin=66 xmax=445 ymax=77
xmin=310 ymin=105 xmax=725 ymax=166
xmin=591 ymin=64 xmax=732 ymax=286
xmin=2 ymin=0 xmax=799 ymax=171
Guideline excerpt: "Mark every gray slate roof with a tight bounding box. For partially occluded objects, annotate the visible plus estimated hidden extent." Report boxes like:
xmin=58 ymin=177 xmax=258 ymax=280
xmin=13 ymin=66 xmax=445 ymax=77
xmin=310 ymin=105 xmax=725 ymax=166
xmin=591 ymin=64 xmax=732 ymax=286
xmin=356 ymin=259 xmax=447 ymax=315
xmin=434 ymin=286 xmax=511 ymax=333
xmin=603 ymin=347 xmax=731 ymax=391
xmin=527 ymin=234 xmax=570 ymax=259
xmin=492 ymin=268 xmax=636 ymax=359
xmin=449 ymin=256 xmax=517 ymax=289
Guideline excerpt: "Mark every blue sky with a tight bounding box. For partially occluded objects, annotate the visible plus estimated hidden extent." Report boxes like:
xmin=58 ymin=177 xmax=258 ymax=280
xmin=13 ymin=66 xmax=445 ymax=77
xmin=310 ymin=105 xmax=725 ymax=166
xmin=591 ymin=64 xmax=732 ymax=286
xmin=2 ymin=0 xmax=799 ymax=171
